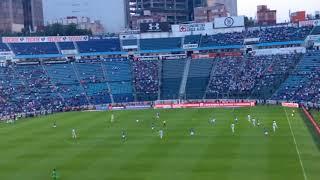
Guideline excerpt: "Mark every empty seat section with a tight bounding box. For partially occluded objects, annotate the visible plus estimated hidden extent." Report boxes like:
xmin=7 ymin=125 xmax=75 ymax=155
xmin=161 ymin=59 xmax=186 ymax=99
xmin=58 ymin=42 xmax=76 ymax=50
xmin=77 ymin=39 xmax=121 ymax=53
xmin=10 ymin=42 xmax=59 ymax=55
xmin=186 ymin=59 xmax=214 ymax=99
xmin=140 ymin=38 xmax=181 ymax=50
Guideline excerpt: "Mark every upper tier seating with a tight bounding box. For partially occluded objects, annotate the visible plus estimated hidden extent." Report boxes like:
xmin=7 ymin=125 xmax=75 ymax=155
xmin=77 ymin=39 xmax=121 ymax=53
xmin=140 ymin=38 xmax=182 ymax=50
xmin=200 ymin=32 xmax=245 ymax=47
xmin=0 ymin=43 xmax=10 ymax=52
xmin=10 ymin=42 xmax=59 ymax=55
xmin=58 ymin=42 xmax=76 ymax=50
xmin=184 ymin=35 xmax=201 ymax=45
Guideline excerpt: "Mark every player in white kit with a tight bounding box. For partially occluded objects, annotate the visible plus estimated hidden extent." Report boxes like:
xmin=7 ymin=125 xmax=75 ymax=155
xmin=272 ymin=120 xmax=278 ymax=132
xmin=252 ymin=119 xmax=256 ymax=127
xmin=72 ymin=128 xmax=77 ymax=139
xmin=231 ymin=123 xmax=235 ymax=134
xmin=159 ymin=130 xmax=164 ymax=139
xmin=210 ymin=118 xmax=216 ymax=125
xmin=247 ymin=114 xmax=251 ymax=122
xmin=190 ymin=128 xmax=195 ymax=136
xmin=110 ymin=113 xmax=114 ymax=123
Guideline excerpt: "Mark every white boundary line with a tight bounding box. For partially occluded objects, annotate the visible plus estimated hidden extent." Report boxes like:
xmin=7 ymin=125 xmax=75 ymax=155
xmin=283 ymin=107 xmax=308 ymax=180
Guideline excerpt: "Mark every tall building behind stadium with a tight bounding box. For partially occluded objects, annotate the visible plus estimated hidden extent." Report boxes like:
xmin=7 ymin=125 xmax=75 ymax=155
xmin=42 ymin=0 xmax=129 ymax=33
xmin=0 ymin=0 xmax=43 ymax=33
xmin=129 ymin=0 xmax=189 ymax=23
xmin=207 ymin=0 xmax=237 ymax=16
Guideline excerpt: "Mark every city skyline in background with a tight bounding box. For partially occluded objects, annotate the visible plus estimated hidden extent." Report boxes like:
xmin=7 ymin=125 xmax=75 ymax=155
xmin=0 ymin=0 xmax=318 ymax=34
xmin=238 ymin=0 xmax=318 ymax=22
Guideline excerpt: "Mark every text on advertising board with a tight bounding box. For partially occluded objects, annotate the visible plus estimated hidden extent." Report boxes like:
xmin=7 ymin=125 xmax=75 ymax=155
xmin=2 ymin=36 xmax=89 ymax=43
xmin=179 ymin=23 xmax=206 ymax=32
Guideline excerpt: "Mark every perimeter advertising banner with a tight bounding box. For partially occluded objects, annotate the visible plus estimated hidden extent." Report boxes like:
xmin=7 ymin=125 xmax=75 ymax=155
xmin=140 ymin=22 xmax=170 ymax=33
xmin=155 ymin=102 xmax=255 ymax=109
xmin=214 ymin=16 xmax=245 ymax=28
xmin=2 ymin=36 xmax=89 ymax=43
xmin=281 ymin=102 xmax=299 ymax=108
xmin=171 ymin=22 xmax=213 ymax=36
xmin=299 ymin=19 xmax=320 ymax=27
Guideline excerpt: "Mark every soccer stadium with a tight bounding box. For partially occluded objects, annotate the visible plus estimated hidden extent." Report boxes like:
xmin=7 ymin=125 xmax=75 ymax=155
xmin=0 ymin=8 xmax=320 ymax=180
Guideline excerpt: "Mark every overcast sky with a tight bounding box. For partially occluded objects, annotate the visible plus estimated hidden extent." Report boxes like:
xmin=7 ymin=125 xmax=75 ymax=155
xmin=238 ymin=0 xmax=319 ymax=22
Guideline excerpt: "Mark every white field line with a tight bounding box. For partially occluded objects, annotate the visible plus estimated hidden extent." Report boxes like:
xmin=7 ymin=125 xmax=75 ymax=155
xmin=283 ymin=107 xmax=308 ymax=180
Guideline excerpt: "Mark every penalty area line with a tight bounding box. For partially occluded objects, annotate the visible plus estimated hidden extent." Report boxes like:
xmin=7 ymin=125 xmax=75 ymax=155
xmin=283 ymin=107 xmax=308 ymax=180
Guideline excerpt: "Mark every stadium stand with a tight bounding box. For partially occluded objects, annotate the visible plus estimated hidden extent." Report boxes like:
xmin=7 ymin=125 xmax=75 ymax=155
xmin=1 ymin=23 xmax=320 ymax=117
xmin=200 ymin=32 xmax=245 ymax=47
xmin=310 ymin=26 xmax=320 ymax=35
xmin=58 ymin=42 xmax=76 ymax=50
xmin=132 ymin=60 xmax=159 ymax=101
xmin=0 ymin=43 xmax=10 ymax=52
xmin=184 ymin=35 xmax=201 ymax=45
xmin=258 ymin=26 xmax=312 ymax=42
xmin=161 ymin=59 xmax=186 ymax=100
xmin=185 ymin=59 xmax=215 ymax=99
xmin=77 ymin=39 xmax=121 ymax=53
xmin=140 ymin=38 xmax=182 ymax=50
xmin=101 ymin=59 xmax=134 ymax=102
xmin=272 ymin=51 xmax=320 ymax=103
xmin=10 ymin=42 xmax=59 ymax=55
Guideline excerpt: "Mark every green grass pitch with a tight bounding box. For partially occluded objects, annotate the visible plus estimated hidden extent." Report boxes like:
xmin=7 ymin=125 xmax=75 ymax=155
xmin=310 ymin=110 xmax=320 ymax=125
xmin=0 ymin=106 xmax=319 ymax=180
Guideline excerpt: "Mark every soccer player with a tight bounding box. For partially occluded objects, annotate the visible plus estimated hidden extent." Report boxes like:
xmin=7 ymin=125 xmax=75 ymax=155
xmin=52 ymin=168 xmax=58 ymax=180
xmin=235 ymin=117 xmax=238 ymax=123
xmin=72 ymin=128 xmax=77 ymax=139
xmin=257 ymin=119 xmax=261 ymax=127
xmin=121 ymin=130 xmax=127 ymax=142
xmin=247 ymin=114 xmax=251 ymax=122
xmin=272 ymin=120 xmax=278 ymax=132
xmin=151 ymin=122 xmax=155 ymax=130
xmin=110 ymin=113 xmax=114 ymax=123
xmin=291 ymin=110 xmax=295 ymax=117
xmin=252 ymin=119 xmax=256 ymax=127
xmin=210 ymin=118 xmax=216 ymax=125
xmin=190 ymin=128 xmax=195 ymax=136
xmin=156 ymin=112 xmax=160 ymax=119
xmin=53 ymin=121 xmax=57 ymax=128
xmin=163 ymin=120 xmax=166 ymax=127
xmin=264 ymin=127 xmax=269 ymax=136
xmin=231 ymin=123 xmax=235 ymax=134
xmin=159 ymin=129 xmax=164 ymax=139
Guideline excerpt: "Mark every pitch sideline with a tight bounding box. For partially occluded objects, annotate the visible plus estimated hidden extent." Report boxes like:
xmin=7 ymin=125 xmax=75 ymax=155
xmin=283 ymin=107 xmax=308 ymax=180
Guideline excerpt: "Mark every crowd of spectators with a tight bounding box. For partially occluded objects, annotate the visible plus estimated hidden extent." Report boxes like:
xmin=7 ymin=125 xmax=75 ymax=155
xmin=206 ymin=54 xmax=303 ymax=99
xmin=132 ymin=60 xmax=159 ymax=95
xmin=272 ymin=51 xmax=320 ymax=104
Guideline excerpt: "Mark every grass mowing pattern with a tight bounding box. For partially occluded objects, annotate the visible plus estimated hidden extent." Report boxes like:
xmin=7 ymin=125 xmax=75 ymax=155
xmin=0 ymin=106 xmax=319 ymax=180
